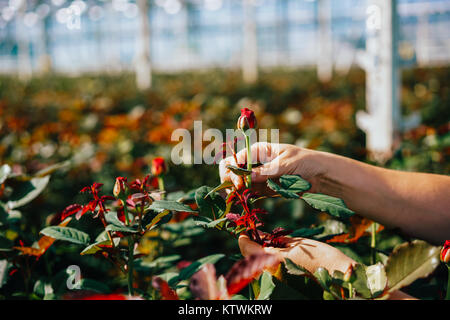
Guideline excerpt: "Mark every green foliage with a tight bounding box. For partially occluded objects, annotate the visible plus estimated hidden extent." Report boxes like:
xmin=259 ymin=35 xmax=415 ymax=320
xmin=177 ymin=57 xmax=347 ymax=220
xmin=352 ymin=263 xmax=387 ymax=299
xmin=80 ymin=239 xmax=117 ymax=255
xmin=290 ymin=227 xmax=324 ymax=238
xmin=195 ymin=186 xmax=227 ymax=220
xmin=301 ymin=193 xmax=354 ymax=219
xmin=267 ymin=175 xmax=311 ymax=199
xmin=40 ymin=226 xmax=90 ymax=245
xmin=149 ymin=200 xmax=197 ymax=213
xmin=385 ymin=240 xmax=441 ymax=293
xmin=226 ymin=166 xmax=252 ymax=176
xmin=0 ymin=67 xmax=447 ymax=300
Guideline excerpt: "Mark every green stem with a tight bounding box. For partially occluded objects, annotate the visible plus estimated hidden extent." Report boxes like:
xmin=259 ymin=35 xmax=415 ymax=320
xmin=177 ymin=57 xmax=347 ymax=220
xmin=371 ymin=222 xmax=377 ymax=264
xmin=121 ymin=200 xmax=131 ymax=226
xmin=138 ymin=203 xmax=144 ymax=232
xmin=245 ymin=134 xmax=252 ymax=188
xmin=158 ymin=176 xmax=165 ymax=199
xmin=348 ymin=283 xmax=353 ymax=299
xmin=127 ymin=236 xmax=134 ymax=296
xmin=121 ymin=200 xmax=134 ymax=296
xmin=99 ymin=204 xmax=115 ymax=247
xmin=446 ymin=265 xmax=450 ymax=300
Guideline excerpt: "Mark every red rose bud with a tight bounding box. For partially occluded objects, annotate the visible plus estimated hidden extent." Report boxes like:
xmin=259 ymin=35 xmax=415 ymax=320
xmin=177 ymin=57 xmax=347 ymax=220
xmin=152 ymin=157 xmax=167 ymax=176
xmin=344 ymin=264 xmax=355 ymax=282
xmin=441 ymin=240 xmax=450 ymax=264
xmin=237 ymin=108 xmax=257 ymax=130
xmin=113 ymin=177 xmax=128 ymax=198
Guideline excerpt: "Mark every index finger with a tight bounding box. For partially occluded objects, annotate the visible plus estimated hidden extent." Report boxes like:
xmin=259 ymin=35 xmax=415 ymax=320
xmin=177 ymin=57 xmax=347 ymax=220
xmin=234 ymin=142 xmax=279 ymax=166
xmin=219 ymin=156 xmax=245 ymax=189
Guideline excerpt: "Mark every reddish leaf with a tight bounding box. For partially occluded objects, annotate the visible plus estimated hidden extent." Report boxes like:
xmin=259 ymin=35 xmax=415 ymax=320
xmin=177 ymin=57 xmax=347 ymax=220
xmin=176 ymin=260 xmax=192 ymax=270
xmin=262 ymin=227 xmax=292 ymax=248
xmin=60 ymin=204 xmax=83 ymax=221
xmin=14 ymin=218 xmax=72 ymax=257
xmin=326 ymin=215 xmax=373 ymax=244
xmin=225 ymin=253 xmax=280 ymax=295
xmin=152 ymin=277 xmax=179 ymax=300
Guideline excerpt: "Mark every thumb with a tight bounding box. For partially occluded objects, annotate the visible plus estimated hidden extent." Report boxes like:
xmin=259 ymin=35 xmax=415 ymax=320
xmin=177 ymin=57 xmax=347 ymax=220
xmin=238 ymin=234 xmax=266 ymax=257
xmin=238 ymin=234 xmax=283 ymax=259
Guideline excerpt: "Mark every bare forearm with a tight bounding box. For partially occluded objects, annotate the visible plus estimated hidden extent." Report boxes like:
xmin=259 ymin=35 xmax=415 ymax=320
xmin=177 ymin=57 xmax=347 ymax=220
xmin=312 ymin=151 xmax=450 ymax=244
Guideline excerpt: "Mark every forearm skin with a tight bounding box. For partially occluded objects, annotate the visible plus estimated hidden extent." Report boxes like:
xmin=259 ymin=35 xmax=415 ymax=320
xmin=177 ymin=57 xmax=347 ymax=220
xmin=310 ymin=151 xmax=450 ymax=245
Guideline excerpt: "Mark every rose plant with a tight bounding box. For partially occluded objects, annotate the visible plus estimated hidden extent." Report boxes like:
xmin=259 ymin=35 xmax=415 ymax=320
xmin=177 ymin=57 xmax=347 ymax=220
xmin=0 ymin=108 xmax=448 ymax=300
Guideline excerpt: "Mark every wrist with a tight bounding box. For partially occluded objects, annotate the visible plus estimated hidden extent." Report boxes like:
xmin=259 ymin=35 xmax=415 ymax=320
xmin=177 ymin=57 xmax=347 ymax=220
xmin=300 ymin=149 xmax=347 ymax=198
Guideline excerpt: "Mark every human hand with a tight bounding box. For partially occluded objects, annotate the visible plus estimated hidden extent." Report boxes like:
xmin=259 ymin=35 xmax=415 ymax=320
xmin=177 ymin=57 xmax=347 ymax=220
xmin=238 ymin=233 xmax=355 ymax=275
xmin=239 ymin=234 xmax=417 ymax=300
xmin=219 ymin=142 xmax=326 ymax=193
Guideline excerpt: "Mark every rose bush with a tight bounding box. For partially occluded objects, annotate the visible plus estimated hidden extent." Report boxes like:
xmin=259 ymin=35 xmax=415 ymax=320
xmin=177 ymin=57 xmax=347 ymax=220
xmin=0 ymin=105 xmax=448 ymax=300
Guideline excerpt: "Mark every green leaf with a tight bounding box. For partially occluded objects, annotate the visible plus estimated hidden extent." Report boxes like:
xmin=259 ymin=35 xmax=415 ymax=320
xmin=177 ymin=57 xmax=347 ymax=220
xmin=33 ymin=280 xmax=47 ymax=298
xmin=80 ymin=241 xmax=109 ymax=255
xmin=195 ymin=186 xmax=226 ymax=220
xmin=94 ymin=230 xmax=109 ymax=242
xmin=284 ymin=258 xmax=310 ymax=276
xmin=314 ymin=267 xmax=332 ymax=289
xmin=267 ymin=175 xmax=311 ymax=199
xmin=267 ymin=179 xmax=299 ymax=199
xmin=40 ymin=226 xmax=90 ymax=245
xmin=104 ymin=211 xmax=123 ymax=226
xmin=301 ymin=193 xmax=354 ymax=219
xmin=279 ymin=175 xmax=311 ymax=192
xmin=366 ymin=263 xmax=387 ymax=297
xmin=7 ymin=175 xmax=50 ymax=209
xmin=155 ymin=272 xmax=179 ymax=284
xmin=145 ymin=210 xmax=171 ymax=230
xmin=385 ymin=240 xmax=441 ymax=293
xmin=136 ymin=255 xmax=181 ymax=272
xmin=0 ymin=165 xmax=12 ymax=184
xmin=0 ymin=259 xmax=11 ymax=289
xmin=290 ymin=227 xmax=325 ymax=238
xmin=257 ymin=271 xmax=275 ymax=300
xmin=352 ymin=263 xmax=387 ymax=299
xmin=226 ymin=165 xmax=252 ymax=176
xmin=105 ymin=223 xmax=138 ymax=234
xmin=174 ymin=188 xmax=198 ymax=203
xmin=194 ymin=217 xmax=227 ymax=229
xmin=269 ymin=276 xmax=308 ymax=300
xmin=149 ymin=200 xmax=197 ymax=213
xmin=80 ymin=238 xmax=120 ymax=255
xmin=204 ymin=181 xmax=234 ymax=199
xmin=168 ymin=254 xmax=225 ymax=287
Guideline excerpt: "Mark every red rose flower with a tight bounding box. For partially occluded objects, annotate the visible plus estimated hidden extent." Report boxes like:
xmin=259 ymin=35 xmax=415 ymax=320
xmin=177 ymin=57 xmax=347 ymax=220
xmin=113 ymin=177 xmax=128 ymax=198
xmin=152 ymin=157 xmax=167 ymax=176
xmin=237 ymin=108 xmax=257 ymax=130
xmin=441 ymin=240 xmax=450 ymax=264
